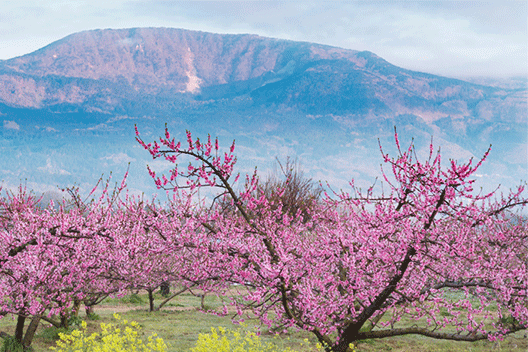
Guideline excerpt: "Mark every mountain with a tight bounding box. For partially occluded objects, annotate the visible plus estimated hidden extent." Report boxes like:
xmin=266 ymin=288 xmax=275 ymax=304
xmin=2 ymin=27 xmax=525 ymax=120
xmin=0 ymin=28 xmax=526 ymax=197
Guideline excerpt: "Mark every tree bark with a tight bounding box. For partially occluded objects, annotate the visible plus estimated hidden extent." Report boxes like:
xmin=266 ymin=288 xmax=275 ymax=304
xmin=160 ymin=281 xmax=170 ymax=297
xmin=22 ymin=315 xmax=41 ymax=348
xmin=14 ymin=314 xmax=25 ymax=344
xmin=148 ymin=288 xmax=155 ymax=312
xmin=71 ymin=300 xmax=81 ymax=317
xmin=85 ymin=305 xmax=94 ymax=316
xmin=59 ymin=312 xmax=68 ymax=329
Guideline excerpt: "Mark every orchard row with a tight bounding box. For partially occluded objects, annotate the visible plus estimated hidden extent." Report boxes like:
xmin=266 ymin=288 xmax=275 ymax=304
xmin=0 ymin=127 xmax=526 ymax=352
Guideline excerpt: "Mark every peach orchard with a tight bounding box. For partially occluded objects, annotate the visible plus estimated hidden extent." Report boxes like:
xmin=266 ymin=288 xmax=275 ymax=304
xmin=0 ymin=127 xmax=526 ymax=352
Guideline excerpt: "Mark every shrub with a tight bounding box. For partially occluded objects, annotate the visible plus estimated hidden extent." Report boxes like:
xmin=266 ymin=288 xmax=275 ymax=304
xmin=50 ymin=313 xmax=167 ymax=352
xmin=40 ymin=326 xmax=72 ymax=342
xmin=86 ymin=312 xmax=100 ymax=320
xmin=120 ymin=293 xmax=145 ymax=305
xmin=0 ymin=335 xmax=26 ymax=352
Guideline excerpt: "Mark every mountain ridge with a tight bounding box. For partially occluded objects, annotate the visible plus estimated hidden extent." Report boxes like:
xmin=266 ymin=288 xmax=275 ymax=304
xmin=1 ymin=27 xmax=521 ymax=125
xmin=1 ymin=28 xmax=361 ymax=92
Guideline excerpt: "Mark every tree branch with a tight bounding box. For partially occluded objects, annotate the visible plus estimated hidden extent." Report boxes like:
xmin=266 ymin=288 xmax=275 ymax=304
xmin=357 ymin=325 xmax=526 ymax=341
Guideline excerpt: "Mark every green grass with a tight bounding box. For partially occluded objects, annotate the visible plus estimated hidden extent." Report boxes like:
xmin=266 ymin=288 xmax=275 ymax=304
xmin=0 ymin=290 xmax=526 ymax=351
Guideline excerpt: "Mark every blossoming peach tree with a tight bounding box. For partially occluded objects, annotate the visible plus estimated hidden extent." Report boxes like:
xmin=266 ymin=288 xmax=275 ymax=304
xmin=0 ymin=180 xmax=144 ymax=347
xmin=0 ymin=177 xmax=169 ymax=348
xmin=137 ymin=126 xmax=527 ymax=352
xmin=0 ymin=170 xmax=207 ymax=349
xmin=0 ymin=187 xmax=98 ymax=346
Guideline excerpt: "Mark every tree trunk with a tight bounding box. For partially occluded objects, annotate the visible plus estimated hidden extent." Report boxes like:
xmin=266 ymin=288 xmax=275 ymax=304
xmin=333 ymin=340 xmax=355 ymax=352
xmin=85 ymin=305 xmax=94 ymax=316
xmin=71 ymin=300 xmax=81 ymax=317
xmin=22 ymin=315 xmax=41 ymax=349
xmin=59 ymin=312 xmax=68 ymax=329
xmin=14 ymin=314 xmax=25 ymax=344
xmin=160 ymin=281 xmax=170 ymax=297
xmin=148 ymin=289 xmax=154 ymax=312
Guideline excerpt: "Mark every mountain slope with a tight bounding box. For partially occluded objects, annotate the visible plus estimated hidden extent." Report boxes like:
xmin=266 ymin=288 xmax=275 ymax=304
xmin=0 ymin=28 xmax=359 ymax=103
xmin=0 ymin=27 xmax=522 ymax=123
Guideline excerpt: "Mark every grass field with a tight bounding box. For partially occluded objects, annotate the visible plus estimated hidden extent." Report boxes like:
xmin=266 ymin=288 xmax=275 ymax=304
xmin=0 ymin=289 xmax=526 ymax=351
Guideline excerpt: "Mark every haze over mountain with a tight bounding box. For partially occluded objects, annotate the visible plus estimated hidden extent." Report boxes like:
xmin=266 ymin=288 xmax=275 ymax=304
xmin=0 ymin=28 xmax=526 ymax=197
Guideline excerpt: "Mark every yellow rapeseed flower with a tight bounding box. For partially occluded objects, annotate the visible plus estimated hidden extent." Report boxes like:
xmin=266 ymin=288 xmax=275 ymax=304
xmin=50 ymin=315 xmax=167 ymax=352
xmin=190 ymin=326 xmax=327 ymax=352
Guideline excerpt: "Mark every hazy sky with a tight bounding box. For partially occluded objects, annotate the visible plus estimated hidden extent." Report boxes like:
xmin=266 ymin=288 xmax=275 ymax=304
xmin=0 ymin=0 xmax=526 ymax=78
